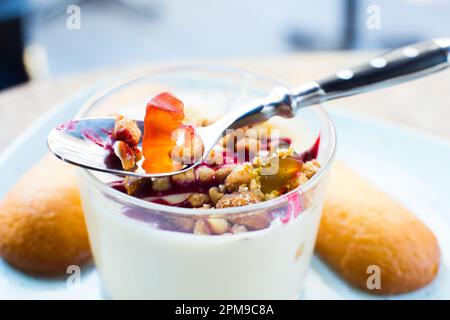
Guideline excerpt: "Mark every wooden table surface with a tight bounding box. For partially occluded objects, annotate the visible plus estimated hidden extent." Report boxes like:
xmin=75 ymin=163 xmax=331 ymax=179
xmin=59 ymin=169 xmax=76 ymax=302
xmin=1 ymin=51 xmax=450 ymax=152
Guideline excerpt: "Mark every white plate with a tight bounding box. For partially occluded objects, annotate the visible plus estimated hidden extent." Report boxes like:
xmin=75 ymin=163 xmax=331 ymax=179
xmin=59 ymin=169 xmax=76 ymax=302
xmin=1 ymin=85 xmax=449 ymax=300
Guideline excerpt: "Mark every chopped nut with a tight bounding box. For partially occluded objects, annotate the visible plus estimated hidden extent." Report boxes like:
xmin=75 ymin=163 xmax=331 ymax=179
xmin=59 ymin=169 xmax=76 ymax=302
xmin=187 ymin=193 xmax=210 ymax=208
xmin=252 ymin=152 xmax=271 ymax=167
xmin=113 ymin=141 xmax=136 ymax=170
xmin=123 ymin=176 xmax=151 ymax=195
xmin=230 ymin=224 xmax=248 ymax=234
xmin=195 ymin=166 xmax=215 ymax=183
xmin=216 ymin=191 xmax=262 ymax=208
xmin=249 ymin=186 xmax=264 ymax=201
xmin=193 ymin=220 xmax=211 ymax=235
xmin=215 ymin=164 xmax=236 ymax=183
xmin=113 ymin=115 xmax=141 ymax=147
xmin=171 ymin=169 xmax=196 ymax=185
xmin=229 ymin=212 xmax=271 ymax=230
xmin=152 ymin=177 xmax=171 ymax=192
xmin=275 ymin=147 xmax=295 ymax=159
xmin=208 ymin=187 xmax=223 ymax=205
xmin=302 ymin=160 xmax=320 ymax=179
xmin=224 ymin=163 xmax=255 ymax=192
xmin=206 ymin=218 xmax=230 ymax=235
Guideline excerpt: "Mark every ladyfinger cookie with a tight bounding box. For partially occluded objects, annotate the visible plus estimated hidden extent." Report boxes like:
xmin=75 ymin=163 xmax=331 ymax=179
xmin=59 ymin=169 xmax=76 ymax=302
xmin=316 ymin=162 xmax=440 ymax=294
xmin=0 ymin=156 xmax=91 ymax=275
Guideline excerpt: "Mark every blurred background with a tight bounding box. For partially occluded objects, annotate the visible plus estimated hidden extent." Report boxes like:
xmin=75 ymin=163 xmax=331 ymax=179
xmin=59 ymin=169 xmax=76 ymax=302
xmin=0 ymin=0 xmax=449 ymax=90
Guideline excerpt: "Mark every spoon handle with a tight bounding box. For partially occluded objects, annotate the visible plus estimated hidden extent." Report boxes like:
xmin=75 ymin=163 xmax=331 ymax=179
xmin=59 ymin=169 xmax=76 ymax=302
xmin=293 ymin=38 xmax=450 ymax=109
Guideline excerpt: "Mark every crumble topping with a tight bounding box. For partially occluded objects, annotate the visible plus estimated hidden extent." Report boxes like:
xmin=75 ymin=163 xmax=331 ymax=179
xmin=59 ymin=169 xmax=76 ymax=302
xmin=112 ymin=116 xmax=321 ymax=212
xmin=116 ymin=144 xmax=320 ymax=209
xmin=111 ymin=115 xmax=142 ymax=170
xmin=302 ymin=159 xmax=321 ymax=179
xmin=112 ymin=115 xmax=141 ymax=147
xmin=108 ymin=98 xmax=322 ymax=235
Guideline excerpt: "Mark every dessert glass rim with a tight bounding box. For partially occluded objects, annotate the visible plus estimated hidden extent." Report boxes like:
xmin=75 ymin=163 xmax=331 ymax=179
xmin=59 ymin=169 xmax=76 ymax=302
xmin=76 ymin=64 xmax=337 ymax=217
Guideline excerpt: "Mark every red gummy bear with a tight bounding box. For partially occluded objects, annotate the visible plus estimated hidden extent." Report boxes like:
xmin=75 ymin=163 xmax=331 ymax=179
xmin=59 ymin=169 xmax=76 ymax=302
xmin=142 ymin=92 xmax=185 ymax=173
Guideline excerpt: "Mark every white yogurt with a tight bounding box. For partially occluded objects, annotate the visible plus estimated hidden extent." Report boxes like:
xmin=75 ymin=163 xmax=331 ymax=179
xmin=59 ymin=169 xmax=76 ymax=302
xmin=78 ymin=175 xmax=326 ymax=299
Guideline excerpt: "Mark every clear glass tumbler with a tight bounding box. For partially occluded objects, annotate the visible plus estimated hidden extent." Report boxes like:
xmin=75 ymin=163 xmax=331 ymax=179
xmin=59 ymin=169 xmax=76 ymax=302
xmin=75 ymin=66 xmax=336 ymax=299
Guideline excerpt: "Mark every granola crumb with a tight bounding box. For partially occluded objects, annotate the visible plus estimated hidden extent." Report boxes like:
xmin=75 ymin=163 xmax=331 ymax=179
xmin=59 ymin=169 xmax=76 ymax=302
xmin=275 ymin=147 xmax=294 ymax=159
xmin=215 ymin=191 xmax=262 ymax=208
xmin=152 ymin=177 xmax=171 ymax=192
xmin=123 ymin=176 xmax=151 ymax=195
xmin=252 ymin=153 xmax=270 ymax=167
xmin=208 ymin=187 xmax=223 ymax=205
xmin=195 ymin=166 xmax=215 ymax=183
xmin=171 ymin=169 xmax=196 ymax=185
xmin=215 ymin=164 xmax=236 ymax=183
xmin=224 ymin=163 xmax=255 ymax=192
xmin=112 ymin=115 xmax=142 ymax=147
xmin=302 ymin=159 xmax=321 ymax=179
xmin=111 ymin=115 xmax=143 ymax=170
xmin=187 ymin=193 xmax=210 ymax=208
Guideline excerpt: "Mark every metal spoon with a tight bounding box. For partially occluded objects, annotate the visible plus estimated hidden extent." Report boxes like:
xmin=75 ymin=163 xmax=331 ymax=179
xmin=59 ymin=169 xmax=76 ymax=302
xmin=48 ymin=39 xmax=450 ymax=178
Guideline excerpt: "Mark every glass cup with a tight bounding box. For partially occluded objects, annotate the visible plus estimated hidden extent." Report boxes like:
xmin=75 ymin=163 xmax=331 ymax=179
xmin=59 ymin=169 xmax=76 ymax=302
xmin=75 ymin=66 xmax=336 ymax=299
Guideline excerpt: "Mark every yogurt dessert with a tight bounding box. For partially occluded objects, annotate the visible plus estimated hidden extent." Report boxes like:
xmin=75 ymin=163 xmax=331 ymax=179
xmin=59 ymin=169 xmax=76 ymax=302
xmin=76 ymin=67 xmax=336 ymax=299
